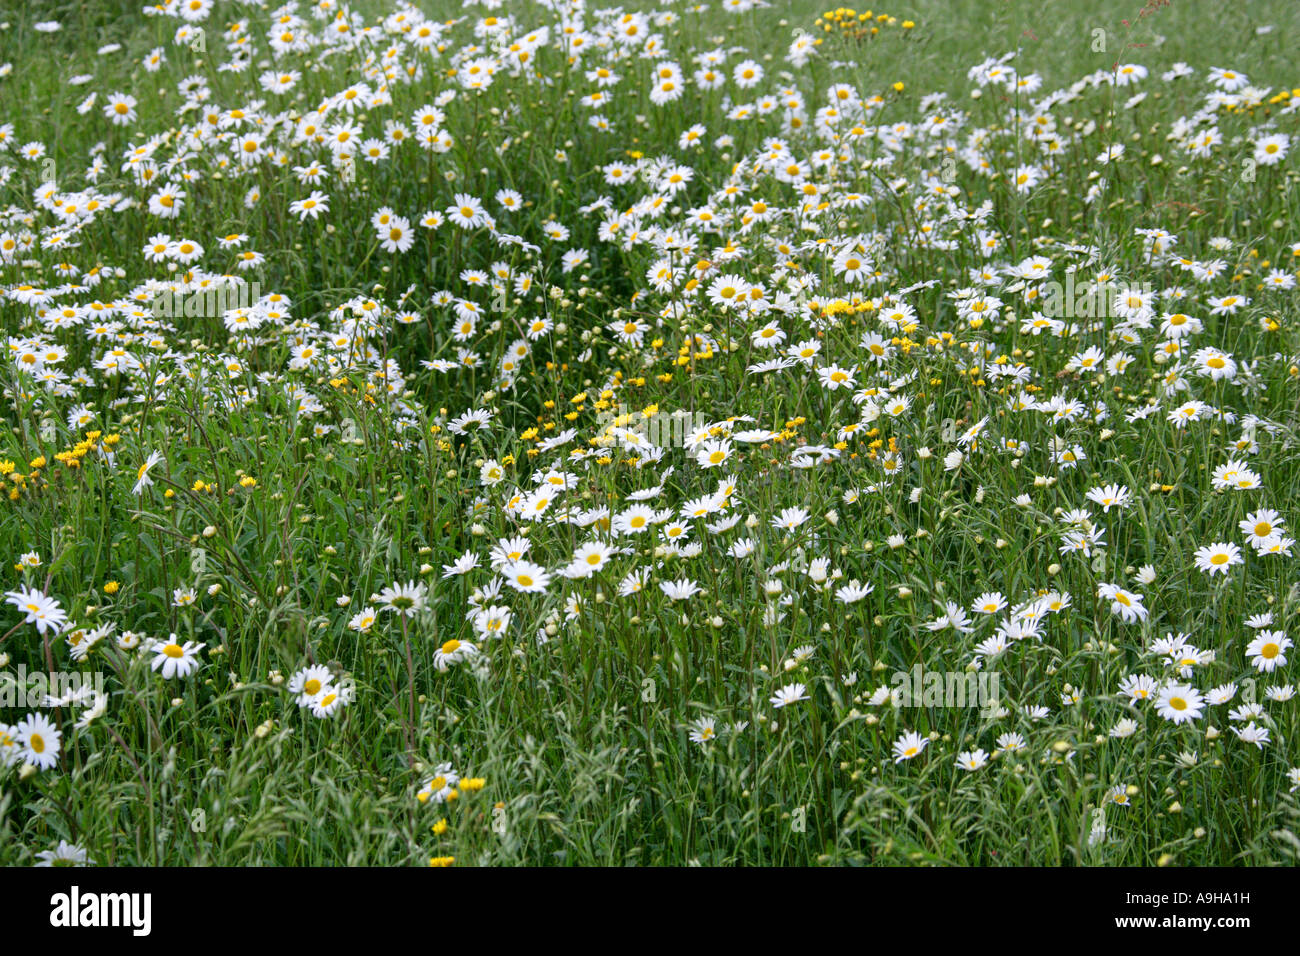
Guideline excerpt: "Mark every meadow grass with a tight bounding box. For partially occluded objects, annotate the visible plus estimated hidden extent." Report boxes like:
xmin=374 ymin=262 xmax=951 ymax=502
xmin=1 ymin=0 xmax=1299 ymax=867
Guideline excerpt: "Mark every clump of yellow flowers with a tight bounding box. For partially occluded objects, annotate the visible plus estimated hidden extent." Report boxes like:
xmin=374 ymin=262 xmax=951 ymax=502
xmin=814 ymin=9 xmax=916 ymax=42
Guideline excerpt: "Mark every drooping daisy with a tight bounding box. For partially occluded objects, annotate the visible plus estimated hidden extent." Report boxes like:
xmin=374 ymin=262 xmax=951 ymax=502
xmin=769 ymin=683 xmax=809 ymax=709
xmin=133 ymin=450 xmax=164 ymax=495
xmin=375 ymin=580 xmax=428 ymax=617
xmin=34 ymin=840 xmax=91 ymax=867
xmin=433 ymin=637 xmax=477 ymax=671
xmin=1231 ymin=722 xmax=1270 ymax=749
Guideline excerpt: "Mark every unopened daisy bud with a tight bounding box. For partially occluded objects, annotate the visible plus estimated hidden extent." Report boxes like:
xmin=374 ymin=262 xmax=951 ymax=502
xmin=471 ymin=523 xmax=486 ymax=536
xmin=545 ymin=623 xmax=558 ymax=637
xmin=19 ymin=763 xmax=36 ymax=781
xmin=1051 ymin=740 xmax=1071 ymax=754
xmin=897 ymin=586 xmax=912 ymax=599
xmin=203 ymin=525 xmax=216 ymax=538
xmin=710 ymin=616 xmax=723 ymax=628
xmin=1047 ymin=563 xmax=1061 ymax=575
xmin=745 ymin=514 xmax=759 ymax=529
xmin=824 ymin=509 xmax=839 ymax=526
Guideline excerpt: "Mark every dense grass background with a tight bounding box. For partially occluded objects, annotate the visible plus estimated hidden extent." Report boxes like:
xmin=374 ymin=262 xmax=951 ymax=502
xmin=1 ymin=0 xmax=1299 ymax=866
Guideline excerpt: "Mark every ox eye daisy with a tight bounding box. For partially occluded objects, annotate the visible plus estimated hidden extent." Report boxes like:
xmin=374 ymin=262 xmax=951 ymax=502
xmin=150 ymin=635 xmax=205 ymax=679
xmin=893 ymin=731 xmax=930 ymax=763
xmin=1193 ymin=541 xmax=1243 ymax=576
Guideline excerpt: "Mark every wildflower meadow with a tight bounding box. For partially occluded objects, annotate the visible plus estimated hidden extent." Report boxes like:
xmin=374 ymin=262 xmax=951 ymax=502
xmin=2 ymin=0 xmax=1300 ymax=871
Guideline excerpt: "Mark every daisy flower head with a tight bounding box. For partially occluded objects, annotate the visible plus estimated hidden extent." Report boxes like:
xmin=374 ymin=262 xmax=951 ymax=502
xmin=1245 ymin=631 xmax=1291 ymax=673
xmin=1155 ymin=682 xmax=1204 ymax=724
xmin=16 ymin=712 xmax=62 ymax=770
xmin=133 ymin=450 xmax=164 ymax=495
xmin=893 ymin=730 xmax=930 ymax=763
xmin=376 ymin=580 xmax=428 ymax=617
xmin=4 ymin=587 xmax=68 ymax=635
xmin=34 ymin=840 xmax=91 ymax=867
xmin=770 ymin=682 xmax=809 ymax=709
xmin=150 ymin=635 xmax=205 ymax=679
xmin=1193 ymin=541 xmax=1242 ymax=577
